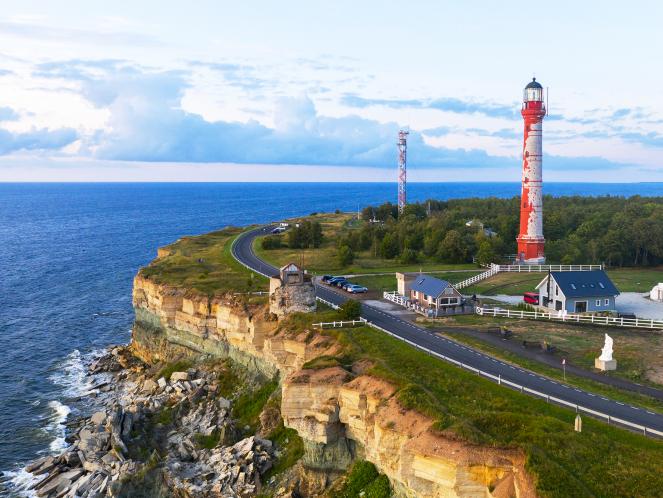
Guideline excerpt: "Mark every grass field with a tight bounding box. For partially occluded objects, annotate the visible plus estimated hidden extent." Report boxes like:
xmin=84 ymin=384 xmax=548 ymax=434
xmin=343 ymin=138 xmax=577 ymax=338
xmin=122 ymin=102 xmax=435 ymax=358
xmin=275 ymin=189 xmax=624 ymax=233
xmin=430 ymin=313 xmax=663 ymax=387
xmin=463 ymin=267 xmax=663 ymax=295
xmin=285 ymin=308 xmax=663 ymax=498
xmin=253 ymin=213 xmax=478 ymax=275
xmin=139 ymin=226 xmax=268 ymax=295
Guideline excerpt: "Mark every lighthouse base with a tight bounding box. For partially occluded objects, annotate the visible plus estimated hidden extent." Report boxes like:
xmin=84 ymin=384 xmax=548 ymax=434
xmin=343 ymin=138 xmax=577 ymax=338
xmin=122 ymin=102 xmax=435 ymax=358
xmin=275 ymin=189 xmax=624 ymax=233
xmin=517 ymin=238 xmax=545 ymax=265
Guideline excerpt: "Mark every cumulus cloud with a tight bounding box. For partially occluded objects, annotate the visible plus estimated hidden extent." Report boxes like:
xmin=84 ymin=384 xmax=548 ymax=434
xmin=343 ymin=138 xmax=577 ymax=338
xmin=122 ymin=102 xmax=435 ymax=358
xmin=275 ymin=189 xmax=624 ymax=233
xmin=341 ymin=94 xmax=519 ymax=119
xmin=0 ymin=127 xmax=77 ymax=154
xmin=23 ymin=59 xmax=652 ymax=171
xmin=0 ymin=106 xmax=19 ymax=121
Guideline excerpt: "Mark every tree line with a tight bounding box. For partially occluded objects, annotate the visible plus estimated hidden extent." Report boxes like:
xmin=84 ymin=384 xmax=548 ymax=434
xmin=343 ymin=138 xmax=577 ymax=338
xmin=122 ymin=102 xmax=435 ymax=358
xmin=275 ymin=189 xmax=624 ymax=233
xmin=261 ymin=220 xmax=323 ymax=250
xmin=344 ymin=196 xmax=663 ymax=266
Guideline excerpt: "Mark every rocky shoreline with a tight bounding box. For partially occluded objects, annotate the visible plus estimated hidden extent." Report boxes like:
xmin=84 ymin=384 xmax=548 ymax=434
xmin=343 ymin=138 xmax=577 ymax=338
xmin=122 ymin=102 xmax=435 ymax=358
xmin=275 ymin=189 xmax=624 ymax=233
xmin=21 ymin=346 xmax=276 ymax=498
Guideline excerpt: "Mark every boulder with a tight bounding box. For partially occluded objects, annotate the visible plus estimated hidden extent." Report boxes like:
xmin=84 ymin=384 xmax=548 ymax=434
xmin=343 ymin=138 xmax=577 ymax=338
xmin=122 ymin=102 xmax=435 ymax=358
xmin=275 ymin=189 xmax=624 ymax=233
xmin=142 ymin=379 xmax=158 ymax=393
xmin=91 ymin=411 xmax=106 ymax=426
xmin=170 ymin=371 xmax=189 ymax=382
xmin=157 ymin=377 xmax=167 ymax=389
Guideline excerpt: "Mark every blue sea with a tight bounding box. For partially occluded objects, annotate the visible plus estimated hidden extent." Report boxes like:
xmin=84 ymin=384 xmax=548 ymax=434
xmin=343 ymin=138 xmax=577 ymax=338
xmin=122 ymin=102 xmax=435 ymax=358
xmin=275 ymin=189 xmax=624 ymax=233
xmin=2 ymin=182 xmax=663 ymax=493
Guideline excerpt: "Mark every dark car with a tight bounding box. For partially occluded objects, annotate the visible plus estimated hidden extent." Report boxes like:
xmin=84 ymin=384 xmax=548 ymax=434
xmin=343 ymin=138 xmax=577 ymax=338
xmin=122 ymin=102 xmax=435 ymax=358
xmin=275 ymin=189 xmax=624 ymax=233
xmin=321 ymin=275 xmax=334 ymax=283
xmin=341 ymin=281 xmax=354 ymax=290
xmin=335 ymin=279 xmax=350 ymax=288
xmin=327 ymin=277 xmax=347 ymax=286
xmin=523 ymin=292 xmax=539 ymax=305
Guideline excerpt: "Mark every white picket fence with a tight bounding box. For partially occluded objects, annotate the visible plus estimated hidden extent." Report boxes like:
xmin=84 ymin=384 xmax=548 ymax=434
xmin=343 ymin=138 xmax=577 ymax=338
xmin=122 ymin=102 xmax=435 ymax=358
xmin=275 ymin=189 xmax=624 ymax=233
xmin=496 ymin=264 xmax=604 ymax=272
xmin=454 ymin=264 xmax=500 ymax=289
xmin=453 ymin=263 xmax=604 ymax=290
xmin=383 ymin=291 xmax=409 ymax=306
xmin=364 ymin=320 xmax=663 ymax=438
xmin=477 ymin=306 xmax=663 ymax=330
xmin=312 ymin=318 xmax=367 ymax=328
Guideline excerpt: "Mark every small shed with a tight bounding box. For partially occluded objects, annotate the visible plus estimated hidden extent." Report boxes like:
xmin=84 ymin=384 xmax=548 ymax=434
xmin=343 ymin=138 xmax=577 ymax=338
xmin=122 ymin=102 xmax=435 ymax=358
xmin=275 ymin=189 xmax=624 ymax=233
xmin=536 ymin=270 xmax=620 ymax=313
xmin=409 ymin=275 xmax=462 ymax=309
xmin=651 ymin=283 xmax=663 ymax=302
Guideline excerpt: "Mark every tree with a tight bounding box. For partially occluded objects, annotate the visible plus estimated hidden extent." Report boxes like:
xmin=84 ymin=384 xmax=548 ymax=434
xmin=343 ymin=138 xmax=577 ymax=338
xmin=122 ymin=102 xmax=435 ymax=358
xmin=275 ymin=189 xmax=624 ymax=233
xmin=475 ymin=239 xmax=497 ymax=266
xmin=437 ymin=230 xmax=468 ymax=263
xmin=339 ymin=299 xmax=361 ymax=320
xmin=399 ymin=248 xmax=419 ymax=264
xmin=338 ymin=245 xmax=354 ymax=267
xmin=380 ymin=233 xmax=400 ymax=259
xmin=261 ymin=235 xmax=283 ymax=250
xmin=311 ymin=221 xmax=323 ymax=248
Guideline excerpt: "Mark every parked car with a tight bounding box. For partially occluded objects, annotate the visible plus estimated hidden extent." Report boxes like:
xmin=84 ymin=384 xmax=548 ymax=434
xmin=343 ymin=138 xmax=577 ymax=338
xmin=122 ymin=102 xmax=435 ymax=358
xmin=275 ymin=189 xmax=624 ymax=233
xmin=321 ymin=275 xmax=334 ymax=283
xmin=327 ymin=277 xmax=346 ymax=286
xmin=347 ymin=285 xmax=368 ymax=294
xmin=523 ymin=292 xmax=539 ymax=305
xmin=341 ymin=281 xmax=355 ymax=290
xmin=270 ymin=226 xmax=286 ymax=234
xmin=335 ymin=279 xmax=350 ymax=288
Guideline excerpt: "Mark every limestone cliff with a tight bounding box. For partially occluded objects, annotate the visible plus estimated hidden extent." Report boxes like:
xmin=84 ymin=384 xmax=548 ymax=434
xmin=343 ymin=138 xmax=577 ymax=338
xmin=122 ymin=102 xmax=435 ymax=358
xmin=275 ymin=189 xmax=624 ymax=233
xmin=132 ymin=273 xmax=537 ymax=498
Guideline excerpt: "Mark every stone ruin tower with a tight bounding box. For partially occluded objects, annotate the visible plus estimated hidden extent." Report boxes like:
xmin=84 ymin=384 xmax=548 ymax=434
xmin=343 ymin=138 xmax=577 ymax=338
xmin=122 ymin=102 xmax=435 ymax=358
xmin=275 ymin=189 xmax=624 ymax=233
xmin=269 ymin=263 xmax=316 ymax=317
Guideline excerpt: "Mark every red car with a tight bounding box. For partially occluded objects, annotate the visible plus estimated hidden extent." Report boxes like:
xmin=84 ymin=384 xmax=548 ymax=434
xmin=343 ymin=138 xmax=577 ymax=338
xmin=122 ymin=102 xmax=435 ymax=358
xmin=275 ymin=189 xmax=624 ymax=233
xmin=523 ymin=292 xmax=539 ymax=305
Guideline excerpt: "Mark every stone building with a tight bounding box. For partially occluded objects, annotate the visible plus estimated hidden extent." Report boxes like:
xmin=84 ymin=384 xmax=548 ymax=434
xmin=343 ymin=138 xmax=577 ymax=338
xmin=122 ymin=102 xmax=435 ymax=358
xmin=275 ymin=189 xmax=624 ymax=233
xmin=269 ymin=263 xmax=316 ymax=317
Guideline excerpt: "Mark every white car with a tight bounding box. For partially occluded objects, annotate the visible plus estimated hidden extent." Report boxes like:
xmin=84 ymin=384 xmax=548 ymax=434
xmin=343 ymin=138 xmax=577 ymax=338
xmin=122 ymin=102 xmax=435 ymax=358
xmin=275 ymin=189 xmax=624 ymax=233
xmin=347 ymin=284 xmax=368 ymax=294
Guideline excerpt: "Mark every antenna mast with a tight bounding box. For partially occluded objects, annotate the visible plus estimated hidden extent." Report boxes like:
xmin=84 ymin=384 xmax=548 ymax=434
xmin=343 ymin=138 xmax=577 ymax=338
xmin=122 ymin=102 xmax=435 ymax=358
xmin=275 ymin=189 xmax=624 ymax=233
xmin=397 ymin=129 xmax=409 ymax=215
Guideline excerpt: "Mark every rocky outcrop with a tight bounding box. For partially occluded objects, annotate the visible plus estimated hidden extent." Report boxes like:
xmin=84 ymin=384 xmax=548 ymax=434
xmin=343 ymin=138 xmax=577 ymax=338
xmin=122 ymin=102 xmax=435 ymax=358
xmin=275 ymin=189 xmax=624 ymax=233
xmin=25 ymin=347 xmax=275 ymax=498
xmin=132 ymin=273 xmax=537 ymax=498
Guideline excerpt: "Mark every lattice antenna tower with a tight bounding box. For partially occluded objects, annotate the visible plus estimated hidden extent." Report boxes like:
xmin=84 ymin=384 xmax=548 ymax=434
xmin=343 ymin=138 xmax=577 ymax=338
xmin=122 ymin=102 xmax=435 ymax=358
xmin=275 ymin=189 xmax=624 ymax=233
xmin=397 ymin=129 xmax=409 ymax=215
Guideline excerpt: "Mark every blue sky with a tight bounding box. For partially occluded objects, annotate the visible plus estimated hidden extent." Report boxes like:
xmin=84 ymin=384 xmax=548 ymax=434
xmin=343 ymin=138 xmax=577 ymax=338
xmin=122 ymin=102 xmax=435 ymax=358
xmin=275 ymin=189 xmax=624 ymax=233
xmin=0 ymin=0 xmax=661 ymax=181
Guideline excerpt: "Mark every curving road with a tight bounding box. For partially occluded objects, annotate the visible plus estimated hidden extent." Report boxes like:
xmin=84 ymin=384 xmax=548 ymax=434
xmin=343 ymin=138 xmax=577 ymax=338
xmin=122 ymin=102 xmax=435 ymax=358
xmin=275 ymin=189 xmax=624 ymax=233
xmin=232 ymin=226 xmax=663 ymax=435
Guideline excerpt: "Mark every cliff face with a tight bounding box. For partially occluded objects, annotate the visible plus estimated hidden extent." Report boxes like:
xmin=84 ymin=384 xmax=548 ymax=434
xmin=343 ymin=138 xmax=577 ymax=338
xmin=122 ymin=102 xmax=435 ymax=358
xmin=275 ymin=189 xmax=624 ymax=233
xmin=132 ymin=274 xmax=537 ymax=498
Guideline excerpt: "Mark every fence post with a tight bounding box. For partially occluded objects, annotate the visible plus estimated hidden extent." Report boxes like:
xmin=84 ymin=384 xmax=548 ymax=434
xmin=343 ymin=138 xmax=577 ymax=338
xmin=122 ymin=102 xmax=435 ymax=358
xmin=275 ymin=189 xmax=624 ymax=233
xmin=498 ymin=374 xmax=501 ymax=385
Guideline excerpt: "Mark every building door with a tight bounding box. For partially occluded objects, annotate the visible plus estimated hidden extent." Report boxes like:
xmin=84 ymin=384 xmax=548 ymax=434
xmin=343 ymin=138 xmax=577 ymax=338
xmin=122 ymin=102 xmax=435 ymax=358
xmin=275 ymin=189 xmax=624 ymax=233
xmin=574 ymin=301 xmax=587 ymax=313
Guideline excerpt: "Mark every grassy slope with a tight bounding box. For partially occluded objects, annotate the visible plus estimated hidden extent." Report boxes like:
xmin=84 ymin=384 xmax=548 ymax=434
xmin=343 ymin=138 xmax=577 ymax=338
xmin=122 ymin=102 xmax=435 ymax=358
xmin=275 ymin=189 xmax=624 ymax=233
xmin=139 ymin=226 xmax=268 ymax=295
xmin=286 ymin=309 xmax=663 ymax=498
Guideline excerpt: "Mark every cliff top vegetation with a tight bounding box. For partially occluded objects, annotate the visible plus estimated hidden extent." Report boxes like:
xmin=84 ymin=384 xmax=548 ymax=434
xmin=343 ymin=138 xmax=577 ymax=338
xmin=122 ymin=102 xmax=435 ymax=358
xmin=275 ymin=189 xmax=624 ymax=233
xmin=139 ymin=226 xmax=268 ymax=296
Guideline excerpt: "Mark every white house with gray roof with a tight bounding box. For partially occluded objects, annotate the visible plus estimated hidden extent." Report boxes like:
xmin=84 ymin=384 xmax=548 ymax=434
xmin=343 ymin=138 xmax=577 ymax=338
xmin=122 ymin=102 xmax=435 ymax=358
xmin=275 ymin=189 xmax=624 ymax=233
xmin=536 ymin=270 xmax=620 ymax=314
xmin=408 ymin=275 xmax=463 ymax=310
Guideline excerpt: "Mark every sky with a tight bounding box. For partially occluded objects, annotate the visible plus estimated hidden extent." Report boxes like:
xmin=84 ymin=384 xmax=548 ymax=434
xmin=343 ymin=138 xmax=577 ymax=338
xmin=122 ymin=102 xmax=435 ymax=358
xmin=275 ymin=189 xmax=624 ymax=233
xmin=0 ymin=0 xmax=661 ymax=182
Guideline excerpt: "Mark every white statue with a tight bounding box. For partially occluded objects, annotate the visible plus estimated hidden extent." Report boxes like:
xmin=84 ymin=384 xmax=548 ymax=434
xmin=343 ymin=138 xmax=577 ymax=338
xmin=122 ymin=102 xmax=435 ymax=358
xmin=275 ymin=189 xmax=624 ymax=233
xmin=599 ymin=334 xmax=613 ymax=362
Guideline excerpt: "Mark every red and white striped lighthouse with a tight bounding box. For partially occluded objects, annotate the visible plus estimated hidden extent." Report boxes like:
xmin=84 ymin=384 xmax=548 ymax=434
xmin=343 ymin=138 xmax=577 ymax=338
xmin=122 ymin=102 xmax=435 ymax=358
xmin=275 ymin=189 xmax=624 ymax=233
xmin=517 ymin=77 xmax=546 ymax=264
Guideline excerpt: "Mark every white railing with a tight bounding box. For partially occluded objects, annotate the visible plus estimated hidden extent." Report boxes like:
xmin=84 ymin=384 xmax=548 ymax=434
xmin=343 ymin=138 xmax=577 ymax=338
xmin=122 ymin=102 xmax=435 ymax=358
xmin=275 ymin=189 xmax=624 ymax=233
xmin=363 ymin=320 xmax=663 ymax=438
xmin=454 ymin=263 xmax=500 ymax=289
xmin=316 ymin=296 xmax=340 ymax=310
xmin=312 ymin=318 xmax=367 ymax=328
xmin=476 ymin=306 xmax=663 ymax=330
xmin=383 ymin=291 xmax=409 ymax=306
xmin=453 ymin=263 xmax=604 ymax=290
xmin=496 ymin=264 xmax=604 ymax=272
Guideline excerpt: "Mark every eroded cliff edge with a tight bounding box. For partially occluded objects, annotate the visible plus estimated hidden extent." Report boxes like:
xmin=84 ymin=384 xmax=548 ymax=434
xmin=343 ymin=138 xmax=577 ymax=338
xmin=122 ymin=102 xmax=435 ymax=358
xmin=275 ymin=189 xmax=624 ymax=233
xmin=132 ymin=274 xmax=537 ymax=498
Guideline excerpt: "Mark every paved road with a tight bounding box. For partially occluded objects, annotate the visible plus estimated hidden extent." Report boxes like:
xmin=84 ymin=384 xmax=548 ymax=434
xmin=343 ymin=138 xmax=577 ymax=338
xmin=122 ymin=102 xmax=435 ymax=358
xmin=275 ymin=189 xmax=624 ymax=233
xmin=232 ymin=226 xmax=663 ymax=434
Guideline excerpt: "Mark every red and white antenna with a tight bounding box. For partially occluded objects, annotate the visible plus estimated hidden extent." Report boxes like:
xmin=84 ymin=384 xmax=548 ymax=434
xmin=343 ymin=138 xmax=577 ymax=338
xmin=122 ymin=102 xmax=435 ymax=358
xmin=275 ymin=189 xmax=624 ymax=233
xmin=397 ymin=129 xmax=408 ymax=215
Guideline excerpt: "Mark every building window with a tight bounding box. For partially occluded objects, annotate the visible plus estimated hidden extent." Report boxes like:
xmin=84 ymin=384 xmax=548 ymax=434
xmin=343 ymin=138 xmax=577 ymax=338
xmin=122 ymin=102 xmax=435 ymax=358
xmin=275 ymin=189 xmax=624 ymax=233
xmin=555 ymin=285 xmax=559 ymax=295
xmin=596 ymin=299 xmax=601 ymax=307
xmin=605 ymin=298 xmax=610 ymax=306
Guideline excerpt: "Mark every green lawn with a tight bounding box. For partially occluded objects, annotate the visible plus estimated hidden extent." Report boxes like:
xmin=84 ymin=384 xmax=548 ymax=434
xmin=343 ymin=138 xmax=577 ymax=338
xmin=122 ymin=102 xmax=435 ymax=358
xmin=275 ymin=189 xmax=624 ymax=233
xmin=463 ymin=267 xmax=663 ymax=296
xmin=282 ymin=309 xmax=663 ymax=498
xmin=607 ymin=267 xmax=663 ymax=292
xmin=139 ymin=227 xmax=268 ymax=296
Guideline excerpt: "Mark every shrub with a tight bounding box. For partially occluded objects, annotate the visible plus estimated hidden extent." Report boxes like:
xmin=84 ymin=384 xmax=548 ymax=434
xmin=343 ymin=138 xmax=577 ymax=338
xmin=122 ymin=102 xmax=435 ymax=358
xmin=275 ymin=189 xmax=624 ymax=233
xmin=400 ymin=248 xmax=419 ymax=264
xmin=338 ymin=245 xmax=354 ymax=267
xmin=339 ymin=299 xmax=362 ymax=320
xmin=261 ymin=235 xmax=283 ymax=250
